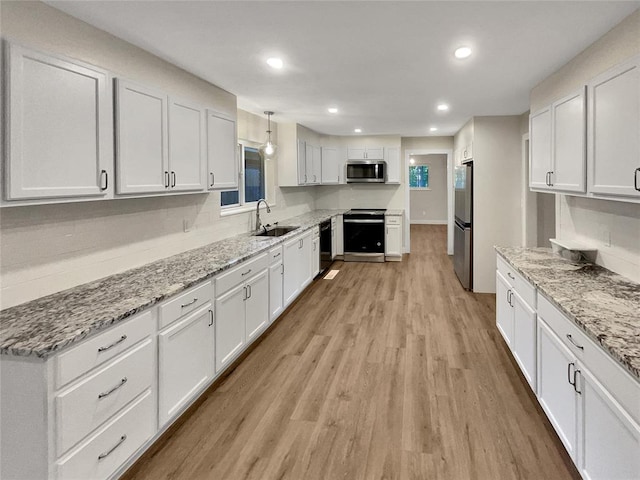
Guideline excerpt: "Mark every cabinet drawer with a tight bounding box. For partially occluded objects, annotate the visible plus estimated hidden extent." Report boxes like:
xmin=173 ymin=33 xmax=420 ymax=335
xmin=55 ymin=310 xmax=153 ymax=389
xmin=56 ymin=339 xmax=154 ymax=456
xmin=269 ymin=245 xmax=283 ymax=265
xmin=216 ymin=253 xmax=268 ymax=296
xmin=496 ymin=255 xmax=536 ymax=307
xmin=57 ymin=390 xmax=154 ymax=480
xmin=386 ymin=216 xmax=401 ymax=225
xmin=538 ymin=294 xmax=640 ymax=424
xmin=159 ymin=280 xmax=212 ymax=330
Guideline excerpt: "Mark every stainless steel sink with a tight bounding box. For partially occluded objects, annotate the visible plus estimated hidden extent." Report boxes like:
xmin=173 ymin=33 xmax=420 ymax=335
xmin=254 ymin=226 xmax=299 ymax=237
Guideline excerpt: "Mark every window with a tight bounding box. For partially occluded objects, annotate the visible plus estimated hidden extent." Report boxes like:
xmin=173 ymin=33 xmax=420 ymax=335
xmin=221 ymin=144 xmax=266 ymax=208
xmin=409 ymin=165 xmax=429 ymax=188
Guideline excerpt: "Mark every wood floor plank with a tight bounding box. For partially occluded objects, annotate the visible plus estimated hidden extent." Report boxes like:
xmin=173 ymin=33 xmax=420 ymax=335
xmin=123 ymin=225 xmax=580 ymax=480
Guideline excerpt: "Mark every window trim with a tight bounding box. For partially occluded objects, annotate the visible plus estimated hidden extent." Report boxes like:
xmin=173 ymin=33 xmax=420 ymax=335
xmin=220 ymin=139 xmax=273 ymax=214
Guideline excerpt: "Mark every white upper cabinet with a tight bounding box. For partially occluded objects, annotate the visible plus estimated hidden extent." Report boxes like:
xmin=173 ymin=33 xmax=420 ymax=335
xmin=530 ymin=88 xmax=585 ymax=193
xmin=587 ymin=55 xmax=640 ymax=200
xmin=321 ymin=147 xmax=341 ymax=184
xmin=552 ymin=89 xmax=586 ymax=192
xmin=115 ymin=79 xmax=169 ymax=194
xmin=5 ymin=43 xmax=112 ymax=201
xmin=297 ymin=139 xmax=307 ymax=185
xmin=168 ymin=98 xmax=205 ymax=191
xmin=347 ymin=147 xmax=384 ymax=160
xmin=206 ymin=110 xmax=238 ymax=190
xmin=385 ymin=146 xmax=401 ymax=184
xmin=305 ymin=145 xmax=322 ymax=185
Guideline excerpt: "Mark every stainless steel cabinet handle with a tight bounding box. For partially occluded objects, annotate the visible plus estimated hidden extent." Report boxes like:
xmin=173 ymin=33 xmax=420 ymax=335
xmin=549 ymin=171 xmax=554 ymax=187
xmin=314 ymin=175 xmax=317 ymax=183
xmin=210 ymin=172 xmax=215 ymax=187
xmin=273 ymin=252 xmax=281 ymax=258
xmin=243 ymin=286 xmax=247 ymax=301
xmin=507 ymin=272 xmax=515 ymax=280
xmin=171 ymin=171 xmax=176 ymax=188
xmin=208 ymin=309 xmax=213 ymax=327
xmin=566 ymin=334 xmax=584 ymax=350
xmin=281 ymin=264 xmax=284 ymax=275
xmin=100 ymin=170 xmax=108 ymax=191
xmin=98 ymin=377 xmax=128 ymax=399
xmin=164 ymin=171 xmax=170 ymax=188
xmin=574 ymin=369 xmax=582 ymax=394
xmin=635 ymin=167 xmax=640 ymax=191
xmin=97 ymin=335 xmax=127 ymax=353
xmin=181 ymin=297 xmax=198 ymax=308
xmin=98 ymin=435 xmax=127 ymax=460
xmin=246 ymin=284 xmax=252 ymax=299
xmin=241 ymin=269 xmax=252 ymax=276
xmin=567 ymin=362 xmax=575 ymax=386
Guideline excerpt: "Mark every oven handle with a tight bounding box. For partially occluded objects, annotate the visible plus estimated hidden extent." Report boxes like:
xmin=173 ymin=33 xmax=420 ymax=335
xmin=344 ymin=219 xmax=384 ymax=224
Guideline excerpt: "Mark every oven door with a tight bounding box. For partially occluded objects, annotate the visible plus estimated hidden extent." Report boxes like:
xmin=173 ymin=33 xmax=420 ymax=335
xmin=343 ymin=217 xmax=385 ymax=261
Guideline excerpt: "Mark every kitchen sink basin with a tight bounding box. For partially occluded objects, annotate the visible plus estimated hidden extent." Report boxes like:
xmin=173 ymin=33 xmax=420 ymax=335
xmin=254 ymin=226 xmax=299 ymax=237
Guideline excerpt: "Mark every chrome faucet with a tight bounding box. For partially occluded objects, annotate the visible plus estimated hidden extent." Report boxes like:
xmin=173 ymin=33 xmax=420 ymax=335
xmin=255 ymin=199 xmax=271 ymax=232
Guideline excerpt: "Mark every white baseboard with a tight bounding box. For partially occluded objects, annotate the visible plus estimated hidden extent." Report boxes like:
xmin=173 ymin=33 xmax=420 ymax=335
xmin=410 ymin=220 xmax=447 ymax=225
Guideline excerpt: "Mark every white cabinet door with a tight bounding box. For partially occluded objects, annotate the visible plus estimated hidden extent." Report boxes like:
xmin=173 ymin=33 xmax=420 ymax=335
xmin=579 ymin=365 xmax=640 ymax=480
xmin=331 ymin=217 xmax=338 ymax=259
xmin=529 ymin=107 xmax=553 ymax=190
xmin=269 ymin=261 xmax=284 ymax=322
xmin=587 ymin=55 xmax=640 ymax=198
xmin=366 ymin=147 xmax=384 ymax=160
xmin=512 ymin=290 xmax=537 ymax=391
xmin=311 ymin=146 xmax=322 ymax=184
xmin=299 ymin=231 xmax=313 ymax=290
xmin=347 ymin=147 xmax=366 ymax=160
xmin=537 ymin=319 xmax=579 ymax=461
xmin=552 ymin=88 xmax=586 ymax=193
xmin=495 ymin=271 xmax=514 ymax=347
xmin=6 ymin=44 xmax=112 ymax=200
xmin=321 ymin=147 xmax=340 ymax=184
xmin=206 ymin=110 xmax=238 ymax=190
xmin=115 ymin=79 xmax=168 ymax=194
xmin=312 ymin=236 xmax=320 ymax=278
xmin=297 ymin=139 xmax=307 ymax=185
xmin=215 ymin=283 xmax=246 ymax=372
xmin=336 ymin=215 xmax=344 ymax=256
xmin=385 ymin=223 xmax=402 ymax=257
xmin=168 ymin=98 xmax=205 ymax=192
xmin=158 ymin=304 xmax=214 ymax=426
xmin=385 ymin=147 xmax=401 ymax=184
xmin=245 ymin=269 xmax=269 ymax=342
xmin=283 ymin=236 xmax=301 ymax=307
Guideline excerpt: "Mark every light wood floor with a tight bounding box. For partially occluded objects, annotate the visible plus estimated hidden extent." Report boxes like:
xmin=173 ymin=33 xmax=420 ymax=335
xmin=124 ymin=225 xmax=579 ymax=480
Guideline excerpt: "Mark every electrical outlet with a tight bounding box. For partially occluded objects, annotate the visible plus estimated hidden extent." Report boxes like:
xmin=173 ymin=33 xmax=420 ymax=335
xmin=603 ymin=230 xmax=611 ymax=247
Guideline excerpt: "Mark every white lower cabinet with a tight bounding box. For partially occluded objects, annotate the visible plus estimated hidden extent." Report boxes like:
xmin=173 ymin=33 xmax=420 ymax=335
xmin=312 ymin=227 xmax=320 ymax=278
xmin=215 ymin=253 xmax=269 ymax=373
xmin=158 ymin=303 xmax=214 ymax=427
xmin=537 ymin=319 xmax=580 ymax=460
xmin=511 ymin=289 xmax=537 ymax=389
xmin=495 ymin=270 xmax=514 ymax=347
xmin=331 ymin=216 xmax=338 ymax=259
xmin=269 ymin=246 xmax=284 ymax=322
xmin=579 ymin=366 xmax=640 ymax=479
xmin=385 ymin=215 xmax=402 ymax=260
xmin=283 ymin=230 xmax=313 ymax=308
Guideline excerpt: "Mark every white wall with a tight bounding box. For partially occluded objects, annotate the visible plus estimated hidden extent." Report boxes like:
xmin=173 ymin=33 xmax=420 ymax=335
xmin=530 ymin=9 xmax=640 ymax=282
xmin=409 ymin=154 xmax=447 ymax=224
xmin=0 ymin=2 xmax=314 ymax=308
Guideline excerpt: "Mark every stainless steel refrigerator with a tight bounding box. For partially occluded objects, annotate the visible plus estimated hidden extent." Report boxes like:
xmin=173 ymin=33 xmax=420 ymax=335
xmin=453 ymin=163 xmax=472 ymax=290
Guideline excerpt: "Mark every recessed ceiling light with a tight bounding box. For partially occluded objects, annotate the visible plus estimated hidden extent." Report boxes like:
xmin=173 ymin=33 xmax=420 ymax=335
xmin=410 ymin=158 xmax=415 ymax=165
xmin=454 ymin=47 xmax=472 ymax=59
xmin=437 ymin=104 xmax=449 ymax=112
xmin=430 ymin=127 xmax=438 ymax=132
xmin=354 ymin=128 xmax=362 ymax=133
xmin=266 ymin=57 xmax=283 ymax=69
xmin=328 ymin=107 xmax=338 ymax=114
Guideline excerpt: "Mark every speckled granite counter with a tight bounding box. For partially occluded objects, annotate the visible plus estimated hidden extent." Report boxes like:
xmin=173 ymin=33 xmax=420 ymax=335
xmin=0 ymin=209 xmax=346 ymax=360
xmin=495 ymin=246 xmax=640 ymax=382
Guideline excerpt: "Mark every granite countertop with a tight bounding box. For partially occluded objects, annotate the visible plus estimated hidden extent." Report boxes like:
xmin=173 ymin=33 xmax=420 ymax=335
xmin=495 ymin=246 xmax=640 ymax=382
xmin=385 ymin=209 xmax=404 ymax=216
xmin=0 ymin=209 xmax=346 ymax=360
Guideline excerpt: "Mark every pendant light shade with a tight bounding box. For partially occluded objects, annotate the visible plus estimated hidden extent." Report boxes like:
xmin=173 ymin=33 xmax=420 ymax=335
xmin=259 ymin=111 xmax=277 ymax=159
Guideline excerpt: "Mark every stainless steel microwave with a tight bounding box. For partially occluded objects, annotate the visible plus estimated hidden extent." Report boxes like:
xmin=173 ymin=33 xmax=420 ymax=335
xmin=346 ymin=160 xmax=386 ymax=183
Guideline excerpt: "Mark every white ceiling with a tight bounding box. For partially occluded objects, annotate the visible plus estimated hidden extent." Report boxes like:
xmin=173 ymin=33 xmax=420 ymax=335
xmin=46 ymin=1 xmax=638 ymax=137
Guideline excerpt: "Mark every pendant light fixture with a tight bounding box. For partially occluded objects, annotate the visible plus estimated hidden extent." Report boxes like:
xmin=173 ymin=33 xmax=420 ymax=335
xmin=259 ymin=111 xmax=277 ymax=159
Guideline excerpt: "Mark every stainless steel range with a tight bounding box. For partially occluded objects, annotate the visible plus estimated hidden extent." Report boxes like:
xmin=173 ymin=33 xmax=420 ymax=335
xmin=343 ymin=208 xmax=386 ymax=262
